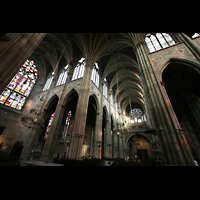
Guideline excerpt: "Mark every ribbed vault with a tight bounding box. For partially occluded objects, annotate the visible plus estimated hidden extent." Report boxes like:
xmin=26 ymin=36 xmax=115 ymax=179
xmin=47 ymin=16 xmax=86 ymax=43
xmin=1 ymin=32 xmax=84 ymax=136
xmin=32 ymin=33 xmax=145 ymax=116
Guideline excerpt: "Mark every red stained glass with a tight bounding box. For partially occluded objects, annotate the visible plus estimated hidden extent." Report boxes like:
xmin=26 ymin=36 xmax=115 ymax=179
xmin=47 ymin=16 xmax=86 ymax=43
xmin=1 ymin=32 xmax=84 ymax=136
xmin=0 ymin=59 xmax=38 ymax=110
xmin=44 ymin=112 xmax=55 ymax=139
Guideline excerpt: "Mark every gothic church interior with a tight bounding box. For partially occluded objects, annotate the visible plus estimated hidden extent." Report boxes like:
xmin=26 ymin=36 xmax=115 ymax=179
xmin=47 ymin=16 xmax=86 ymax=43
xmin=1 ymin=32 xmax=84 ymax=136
xmin=0 ymin=33 xmax=200 ymax=166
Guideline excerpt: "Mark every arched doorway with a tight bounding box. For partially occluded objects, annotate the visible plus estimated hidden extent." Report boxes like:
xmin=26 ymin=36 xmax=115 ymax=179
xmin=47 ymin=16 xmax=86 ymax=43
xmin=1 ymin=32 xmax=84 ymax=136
xmin=128 ymin=134 xmax=153 ymax=161
xmin=82 ymin=95 xmax=97 ymax=159
xmin=162 ymin=62 xmax=200 ymax=164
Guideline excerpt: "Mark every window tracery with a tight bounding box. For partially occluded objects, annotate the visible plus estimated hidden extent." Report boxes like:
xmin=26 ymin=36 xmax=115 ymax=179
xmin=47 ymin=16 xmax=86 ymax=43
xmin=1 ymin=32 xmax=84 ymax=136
xmin=91 ymin=62 xmax=99 ymax=88
xmin=145 ymin=33 xmax=175 ymax=53
xmin=129 ymin=108 xmax=143 ymax=118
xmin=42 ymin=73 xmax=53 ymax=91
xmin=72 ymin=57 xmax=85 ymax=81
xmin=0 ymin=59 xmax=38 ymax=110
xmin=56 ymin=64 xmax=69 ymax=86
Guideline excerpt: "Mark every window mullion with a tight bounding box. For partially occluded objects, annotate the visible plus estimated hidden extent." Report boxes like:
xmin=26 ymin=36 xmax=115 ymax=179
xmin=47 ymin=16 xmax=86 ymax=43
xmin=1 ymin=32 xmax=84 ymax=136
xmin=149 ymin=37 xmax=156 ymax=51
xmin=161 ymin=33 xmax=170 ymax=46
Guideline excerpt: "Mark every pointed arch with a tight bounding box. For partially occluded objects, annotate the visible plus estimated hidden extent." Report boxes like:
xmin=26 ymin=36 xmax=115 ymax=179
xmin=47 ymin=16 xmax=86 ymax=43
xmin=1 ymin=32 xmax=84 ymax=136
xmin=103 ymin=105 xmax=108 ymax=121
xmin=89 ymin=93 xmax=100 ymax=113
xmin=125 ymin=133 xmax=153 ymax=148
xmin=45 ymin=94 xmax=59 ymax=111
xmin=156 ymin=56 xmax=200 ymax=83
xmin=63 ymin=88 xmax=79 ymax=107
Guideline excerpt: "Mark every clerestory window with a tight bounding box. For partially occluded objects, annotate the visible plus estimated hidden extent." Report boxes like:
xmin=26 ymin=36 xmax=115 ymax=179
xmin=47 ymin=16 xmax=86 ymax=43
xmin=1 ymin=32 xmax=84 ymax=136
xmin=145 ymin=33 xmax=175 ymax=53
xmin=72 ymin=57 xmax=85 ymax=81
xmin=91 ymin=62 xmax=99 ymax=88
xmin=42 ymin=73 xmax=53 ymax=91
xmin=192 ymin=33 xmax=200 ymax=38
xmin=56 ymin=64 xmax=69 ymax=86
xmin=103 ymin=78 xmax=107 ymax=98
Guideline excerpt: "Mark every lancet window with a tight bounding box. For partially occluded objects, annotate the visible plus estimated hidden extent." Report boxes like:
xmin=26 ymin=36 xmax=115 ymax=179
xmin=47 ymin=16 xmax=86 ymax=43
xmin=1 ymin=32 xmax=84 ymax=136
xmin=56 ymin=64 xmax=69 ymax=86
xmin=145 ymin=33 xmax=175 ymax=53
xmin=42 ymin=73 xmax=53 ymax=91
xmin=0 ymin=59 xmax=38 ymax=110
xmin=91 ymin=62 xmax=99 ymax=88
xmin=72 ymin=57 xmax=85 ymax=81
xmin=62 ymin=111 xmax=71 ymax=140
xmin=103 ymin=78 xmax=107 ymax=98
xmin=44 ymin=112 xmax=55 ymax=139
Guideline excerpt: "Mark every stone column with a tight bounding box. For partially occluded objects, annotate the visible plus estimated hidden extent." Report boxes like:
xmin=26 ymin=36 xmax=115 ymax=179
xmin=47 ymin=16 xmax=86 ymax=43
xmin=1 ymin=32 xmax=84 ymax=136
xmin=134 ymin=33 xmax=191 ymax=166
xmin=68 ymin=59 xmax=93 ymax=160
xmin=0 ymin=33 xmax=46 ymax=94
xmin=39 ymin=103 xmax=66 ymax=161
xmin=104 ymin=92 xmax=111 ymax=158
xmin=93 ymin=111 xmax=102 ymax=158
xmin=39 ymin=67 xmax=74 ymax=161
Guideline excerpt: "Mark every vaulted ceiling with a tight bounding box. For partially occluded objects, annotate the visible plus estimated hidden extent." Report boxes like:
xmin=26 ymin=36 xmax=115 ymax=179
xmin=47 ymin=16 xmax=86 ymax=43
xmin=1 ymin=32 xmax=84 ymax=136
xmin=31 ymin=33 xmax=145 ymax=115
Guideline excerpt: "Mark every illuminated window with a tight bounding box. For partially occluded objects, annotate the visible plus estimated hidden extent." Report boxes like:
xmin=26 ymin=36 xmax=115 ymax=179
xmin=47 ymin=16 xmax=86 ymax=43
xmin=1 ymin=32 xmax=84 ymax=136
xmin=62 ymin=111 xmax=71 ymax=140
xmin=0 ymin=59 xmax=38 ymax=110
xmin=56 ymin=64 xmax=69 ymax=86
xmin=129 ymin=108 xmax=143 ymax=118
xmin=103 ymin=78 xmax=107 ymax=98
xmin=72 ymin=57 xmax=85 ymax=81
xmin=145 ymin=33 xmax=175 ymax=53
xmin=192 ymin=33 xmax=200 ymax=38
xmin=110 ymin=92 xmax=113 ymax=106
xmin=44 ymin=112 xmax=55 ymax=139
xmin=43 ymin=73 xmax=53 ymax=91
xmin=91 ymin=62 xmax=99 ymax=88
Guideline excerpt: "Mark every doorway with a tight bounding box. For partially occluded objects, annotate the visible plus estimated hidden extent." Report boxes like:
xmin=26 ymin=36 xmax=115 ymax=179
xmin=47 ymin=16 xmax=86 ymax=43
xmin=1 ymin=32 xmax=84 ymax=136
xmin=129 ymin=134 xmax=153 ymax=160
xmin=137 ymin=149 xmax=148 ymax=160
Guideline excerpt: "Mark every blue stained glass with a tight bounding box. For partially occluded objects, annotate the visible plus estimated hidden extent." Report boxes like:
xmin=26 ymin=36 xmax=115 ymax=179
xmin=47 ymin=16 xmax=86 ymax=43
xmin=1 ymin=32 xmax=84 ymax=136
xmin=0 ymin=59 xmax=37 ymax=110
xmin=44 ymin=112 xmax=55 ymax=139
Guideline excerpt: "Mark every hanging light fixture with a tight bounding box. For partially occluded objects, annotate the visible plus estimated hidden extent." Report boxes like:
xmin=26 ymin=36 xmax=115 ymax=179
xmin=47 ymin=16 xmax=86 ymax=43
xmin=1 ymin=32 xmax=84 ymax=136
xmin=21 ymin=108 xmax=44 ymax=129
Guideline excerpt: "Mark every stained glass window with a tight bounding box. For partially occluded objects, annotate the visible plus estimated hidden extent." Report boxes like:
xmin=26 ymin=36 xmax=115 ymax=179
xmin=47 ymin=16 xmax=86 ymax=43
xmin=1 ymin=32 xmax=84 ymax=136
xmin=44 ymin=112 xmax=55 ymax=139
xmin=91 ymin=62 xmax=99 ymax=88
xmin=129 ymin=108 xmax=143 ymax=118
xmin=0 ymin=59 xmax=38 ymax=110
xmin=72 ymin=57 xmax=85 ymax=81
xmin=62 ymin=111 xmax=71 ymax=140
xmin=56 ymin=64 xmax=69 ymax=86
xmin=145 ymin=33 xmax=175 ymax=53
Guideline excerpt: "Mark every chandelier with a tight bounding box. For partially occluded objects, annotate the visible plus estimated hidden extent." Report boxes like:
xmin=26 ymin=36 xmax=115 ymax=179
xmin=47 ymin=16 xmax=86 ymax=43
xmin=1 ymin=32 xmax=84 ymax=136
xmin=21 ymin=108 xmax=44 ymax=129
